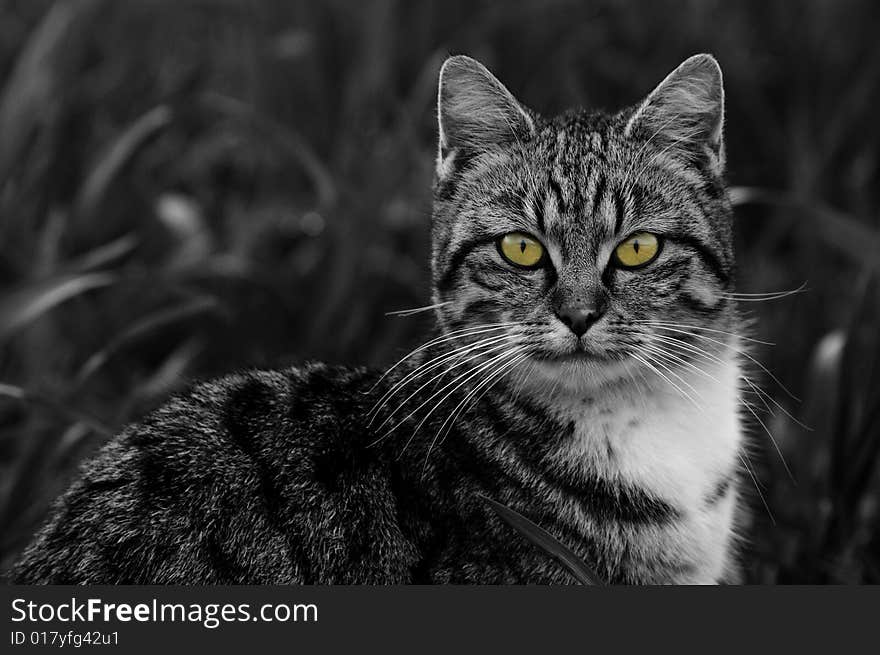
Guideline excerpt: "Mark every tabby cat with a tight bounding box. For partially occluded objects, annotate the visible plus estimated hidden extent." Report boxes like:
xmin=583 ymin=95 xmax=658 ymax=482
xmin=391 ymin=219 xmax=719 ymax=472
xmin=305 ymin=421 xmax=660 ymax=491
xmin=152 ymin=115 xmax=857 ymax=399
xmin=12 ymin=53 xmax=746 ymax=585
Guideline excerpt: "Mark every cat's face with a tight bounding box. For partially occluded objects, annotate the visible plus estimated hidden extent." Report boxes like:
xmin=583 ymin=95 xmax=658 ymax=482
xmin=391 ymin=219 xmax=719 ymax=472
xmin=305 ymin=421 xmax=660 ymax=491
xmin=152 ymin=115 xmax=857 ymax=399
xmin=431 ymin=55 xmax=735 ymax=390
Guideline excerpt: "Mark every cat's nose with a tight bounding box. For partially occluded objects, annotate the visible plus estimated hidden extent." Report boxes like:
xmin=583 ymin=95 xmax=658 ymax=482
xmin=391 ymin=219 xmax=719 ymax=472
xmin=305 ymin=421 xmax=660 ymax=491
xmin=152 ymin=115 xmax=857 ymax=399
xmin=554 ymin=305 xmax=604 ymax=338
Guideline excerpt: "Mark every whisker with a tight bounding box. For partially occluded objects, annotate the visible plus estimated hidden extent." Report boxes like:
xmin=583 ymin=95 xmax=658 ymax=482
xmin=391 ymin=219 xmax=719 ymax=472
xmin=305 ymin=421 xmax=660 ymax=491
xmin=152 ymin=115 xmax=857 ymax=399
xmin=634 ymin=320 xmax=774 ymax=346
xmin=371 ymin=338 xmax=523 ymax=433
xmin=740 ymin=375 xmax=812 ymax=431
xmin=737 ymin=449 xmax=776 ymax=525
xmin=649 ymin=333 xmax=727 ymax=367
xmin=638 ymin=348 xmax=708 ymax=408
xmin=636 ymin=324 xmax=797 ymax=400
xmin=440 ymin=350 xmax=531 ymax=439
xmin=385 ymin=301 xmax=452 ymax=316
xmin=629 ymin=350 xmax=703 ymax=412
xmin=423 ymin=350 xmax=531 ymax=473
xmin=644 ymin=334 xmax=806 ymax=485
xmin=367 ymin=332 xmax=520 ymax=422
xmin=716 ymin=281 xmax=808 ymax=301
xmin=647 ymin=330 xmax=810 ymax=430
xmin=633 ymin=342 xmax=779 ymax=522
xmin=740 ymin=397 xmax=796 ymax=484
xmin=642 ymin=333 xmax=801 ymax=484
xmin=640 ymin=342 xmax=723 ymax=385
xmin=366 ymin=322 xmax=519 ymax=393
xmin=409 ymin=347 xmax=527 ymax=440
xmin=390 ymin=347 xmax=528 ymax=456
xmin=717 ymin=295 xmax=801 ymax=303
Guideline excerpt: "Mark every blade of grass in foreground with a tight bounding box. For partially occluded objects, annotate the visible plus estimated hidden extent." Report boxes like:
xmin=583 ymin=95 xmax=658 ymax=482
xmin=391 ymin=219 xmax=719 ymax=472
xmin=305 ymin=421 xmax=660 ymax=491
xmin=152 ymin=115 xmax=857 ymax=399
xmin=479 ymin=494 xmax=604 ymax=585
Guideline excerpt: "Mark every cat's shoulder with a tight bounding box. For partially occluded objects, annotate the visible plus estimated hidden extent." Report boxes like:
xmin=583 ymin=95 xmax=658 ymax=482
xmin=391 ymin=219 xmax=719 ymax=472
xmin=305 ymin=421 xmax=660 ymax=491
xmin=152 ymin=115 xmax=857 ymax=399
xmin=64 ymin=361 xmax=390 ymax=528
xmin=12 ymin=363 xmax=401 ymax=583
xmin=122 ymin=362 xmax=380 ymax=468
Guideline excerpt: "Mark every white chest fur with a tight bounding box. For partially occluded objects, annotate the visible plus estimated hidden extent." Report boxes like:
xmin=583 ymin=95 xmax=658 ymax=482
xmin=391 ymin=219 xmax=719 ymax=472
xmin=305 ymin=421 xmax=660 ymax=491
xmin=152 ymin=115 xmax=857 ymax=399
xmin=540 ymin=353 xmax=745 ymax=583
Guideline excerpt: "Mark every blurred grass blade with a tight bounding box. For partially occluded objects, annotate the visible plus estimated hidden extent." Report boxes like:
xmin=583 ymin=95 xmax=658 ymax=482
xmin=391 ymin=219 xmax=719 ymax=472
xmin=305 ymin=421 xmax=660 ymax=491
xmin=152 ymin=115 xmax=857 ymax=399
xmin=0 ymin=382 xmax=25 ymax=400
xmin=75 ymin=296 xmax=219 ymax=384
xmin=0 ymin=383 xmax=112 ymax=437
xmin=480 ymin=494 xmax=604 ymax=585
xmin=0 ymin=272 xmax=115 ymax=339
xmin=0 ymin=0 xmax=103 ymax=189
xmin=836 ymin=275 xmax=880 ymax=507
xmin=74 ymin=105 xmax=174 ymax=221
xmin=201 ymin=92 xmax=336 ymax=209
xmin=730 ymin=187 xmax=880 ymax=269
xmin=155 ymin=193 xmax=212 ymax=268
xmin=804 ymin=329 xmax=845 ymax=482
xmin=68 ymin=234 xmax=139 ymax=272
xmin=131 ymin=337 xmax=204 ymax=401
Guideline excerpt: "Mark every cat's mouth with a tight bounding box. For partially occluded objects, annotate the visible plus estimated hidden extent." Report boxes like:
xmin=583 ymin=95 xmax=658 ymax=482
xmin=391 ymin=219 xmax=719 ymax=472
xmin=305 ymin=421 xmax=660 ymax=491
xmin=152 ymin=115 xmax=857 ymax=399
xmin=548 ymin=353 xmax=604 ymax=364
xmin=526 ymin=348 xmax=635 ymax=391
xmin=540 ymin=347 xmax=609 ymax=363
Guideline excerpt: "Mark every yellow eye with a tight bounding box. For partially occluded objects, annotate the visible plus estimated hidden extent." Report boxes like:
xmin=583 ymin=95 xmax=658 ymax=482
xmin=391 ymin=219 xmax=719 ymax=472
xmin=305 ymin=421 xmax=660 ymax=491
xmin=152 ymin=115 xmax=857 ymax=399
xmin=613 ymin=232 xmax=660 ymax=268
xmin=498 ymin=232 xmax=545 ymax=268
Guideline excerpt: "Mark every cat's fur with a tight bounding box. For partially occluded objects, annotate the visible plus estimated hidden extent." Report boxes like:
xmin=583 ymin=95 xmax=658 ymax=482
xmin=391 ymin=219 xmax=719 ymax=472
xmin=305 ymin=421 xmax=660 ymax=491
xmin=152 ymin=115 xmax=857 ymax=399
xmin=12 ymin=54 xmax=746 ymax=585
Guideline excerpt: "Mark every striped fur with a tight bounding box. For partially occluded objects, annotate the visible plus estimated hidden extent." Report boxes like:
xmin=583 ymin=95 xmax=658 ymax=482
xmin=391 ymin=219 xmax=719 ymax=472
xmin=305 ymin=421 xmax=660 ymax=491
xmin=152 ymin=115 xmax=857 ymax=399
xmin=11 ymin=54 xmax=746 ymax=585
xmin=429 ymin=54 xmax=745 ymax=583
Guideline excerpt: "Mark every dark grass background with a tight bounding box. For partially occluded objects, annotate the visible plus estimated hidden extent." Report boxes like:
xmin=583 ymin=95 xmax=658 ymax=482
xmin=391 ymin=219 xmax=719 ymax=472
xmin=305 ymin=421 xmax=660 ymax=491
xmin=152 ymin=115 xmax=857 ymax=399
xmin=1 ymin=0 xmax=878 ymax=583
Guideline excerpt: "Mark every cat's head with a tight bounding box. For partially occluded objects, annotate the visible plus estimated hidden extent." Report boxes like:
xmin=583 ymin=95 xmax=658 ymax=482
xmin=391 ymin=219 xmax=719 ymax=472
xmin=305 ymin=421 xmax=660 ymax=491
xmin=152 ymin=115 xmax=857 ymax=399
xmin=430 ymin=54 xmax=736 ymax=391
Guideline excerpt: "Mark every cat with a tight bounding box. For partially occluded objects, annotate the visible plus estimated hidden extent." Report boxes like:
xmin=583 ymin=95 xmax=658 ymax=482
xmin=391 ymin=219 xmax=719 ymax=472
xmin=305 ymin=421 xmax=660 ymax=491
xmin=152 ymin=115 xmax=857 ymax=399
xmin=12 ymin=53 xmax=746 ymax=585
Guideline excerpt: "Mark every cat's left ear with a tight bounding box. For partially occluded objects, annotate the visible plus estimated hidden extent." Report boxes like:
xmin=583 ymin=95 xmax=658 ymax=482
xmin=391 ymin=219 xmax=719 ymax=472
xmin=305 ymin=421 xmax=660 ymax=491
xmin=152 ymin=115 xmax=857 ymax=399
xmin=436 ymin=55 xmax=536 ymax=180
xmin=624 ymin=54 xmax=725 ymax=173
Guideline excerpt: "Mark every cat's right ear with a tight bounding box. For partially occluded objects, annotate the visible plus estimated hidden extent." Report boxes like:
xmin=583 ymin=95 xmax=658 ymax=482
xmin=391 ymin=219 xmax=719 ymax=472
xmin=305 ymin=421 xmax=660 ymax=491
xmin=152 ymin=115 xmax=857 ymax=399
xmin=436 ymin=55 xmax=535 ymax=180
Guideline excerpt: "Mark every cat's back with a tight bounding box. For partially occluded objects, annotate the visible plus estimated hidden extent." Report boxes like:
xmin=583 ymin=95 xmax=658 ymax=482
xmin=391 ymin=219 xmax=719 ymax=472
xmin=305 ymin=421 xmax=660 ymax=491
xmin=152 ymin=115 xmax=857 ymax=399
xmin=12 ymin=364 xmax=421 ymax=584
